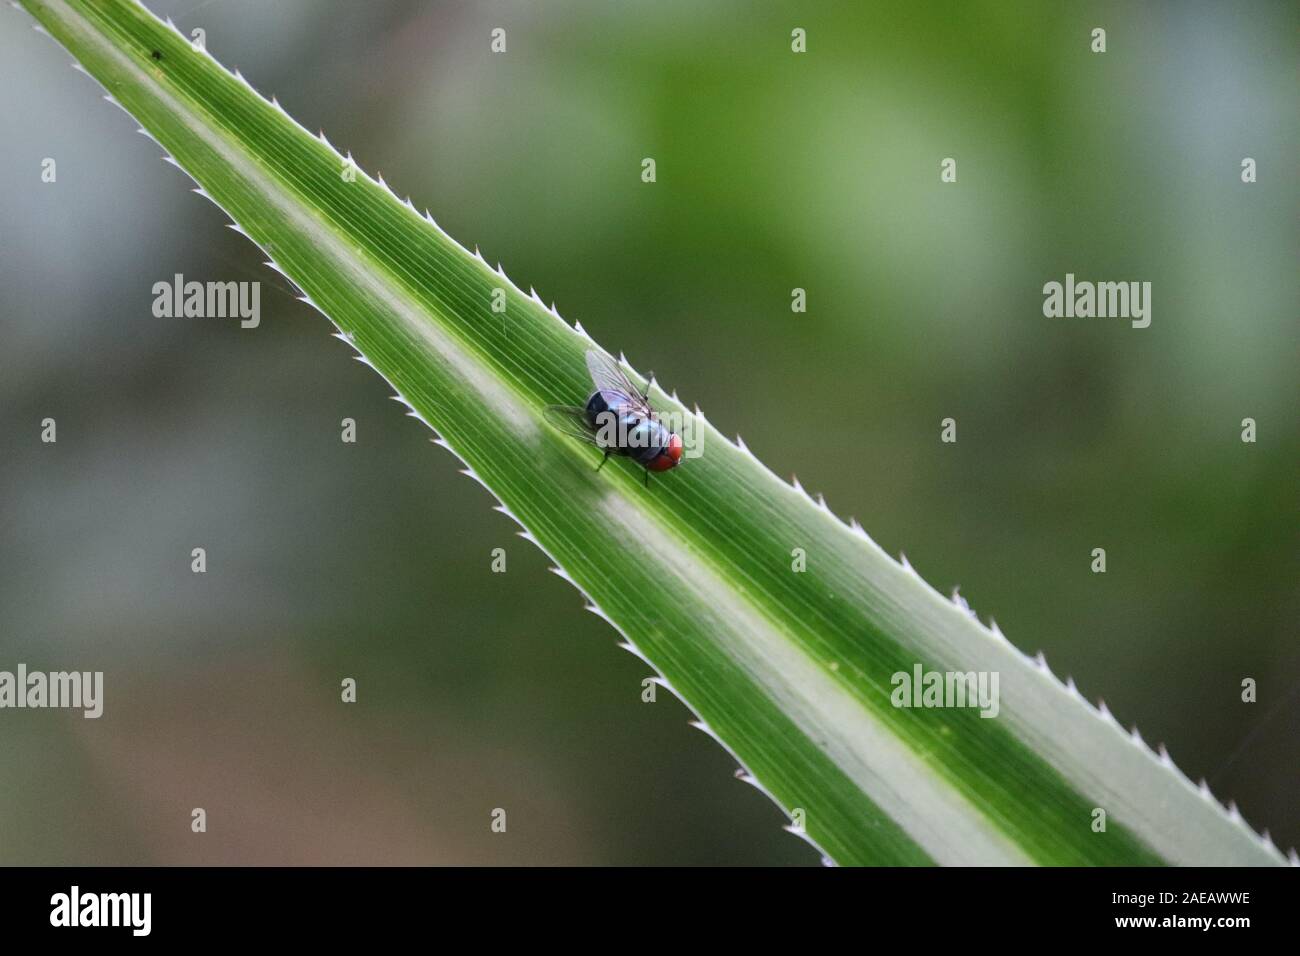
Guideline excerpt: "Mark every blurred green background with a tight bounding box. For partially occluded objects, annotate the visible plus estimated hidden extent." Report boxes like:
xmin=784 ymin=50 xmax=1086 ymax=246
xmin=0 ymin=0 xmax=1295 ymax=864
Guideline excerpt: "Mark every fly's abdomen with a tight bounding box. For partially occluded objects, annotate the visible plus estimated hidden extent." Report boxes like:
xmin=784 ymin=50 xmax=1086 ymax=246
xmin=585 ymin=392 xmax=622 ymax=452
xmin=584 ymin=391 xmax=612 ymax=420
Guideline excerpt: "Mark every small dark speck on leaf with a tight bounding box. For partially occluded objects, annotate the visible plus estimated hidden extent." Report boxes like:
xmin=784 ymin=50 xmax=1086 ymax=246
xmin=151 ymin=50 xmax=162 ymax=60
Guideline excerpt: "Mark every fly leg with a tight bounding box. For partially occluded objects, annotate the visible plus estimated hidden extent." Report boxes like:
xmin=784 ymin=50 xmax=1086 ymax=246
xmin=595 ymin=449 xmax=611 ymax=472
xmin=644 ymin=469 xmax=650 ymax=489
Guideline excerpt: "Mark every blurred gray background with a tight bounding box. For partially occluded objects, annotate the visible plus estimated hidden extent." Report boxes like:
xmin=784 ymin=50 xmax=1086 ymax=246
xmin=0 ymin=0 xmax=1295 ymax=864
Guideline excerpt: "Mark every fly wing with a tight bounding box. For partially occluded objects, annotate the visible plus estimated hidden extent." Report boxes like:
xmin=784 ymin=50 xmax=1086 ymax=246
xmin=585 ymin=349 xmax=651 ymax=415
xmin=543 ymin=404 xmax=600 ymax=445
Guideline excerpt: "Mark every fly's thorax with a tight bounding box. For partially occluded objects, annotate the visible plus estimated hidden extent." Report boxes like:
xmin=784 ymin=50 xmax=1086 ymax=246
xmin=627 ymin=418 xmax=671 ymax=465
xmin=588 ymin=404 xmax=674 ymax=458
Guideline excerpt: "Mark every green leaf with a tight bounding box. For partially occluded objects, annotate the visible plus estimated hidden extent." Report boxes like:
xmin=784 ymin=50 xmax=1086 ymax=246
xmin=19 ymin=0 xmax=1288 ymax=866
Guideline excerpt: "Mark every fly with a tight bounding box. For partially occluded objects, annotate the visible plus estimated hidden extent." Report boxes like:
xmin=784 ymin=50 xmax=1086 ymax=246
xmin=544 ymin=349 xmax=683 ymax=486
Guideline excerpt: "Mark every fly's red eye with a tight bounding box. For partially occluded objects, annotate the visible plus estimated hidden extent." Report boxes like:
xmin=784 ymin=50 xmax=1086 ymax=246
xmin=647 ymin=434 xmax=683 ymax=471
